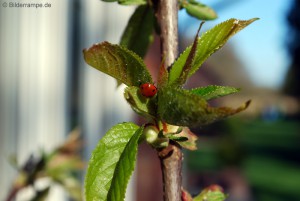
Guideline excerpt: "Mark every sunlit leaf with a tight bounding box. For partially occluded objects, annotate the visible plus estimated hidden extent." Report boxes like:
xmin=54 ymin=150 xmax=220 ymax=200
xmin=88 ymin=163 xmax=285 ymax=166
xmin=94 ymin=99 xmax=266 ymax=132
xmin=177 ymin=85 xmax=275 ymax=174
xmin=101 ymin=0 xmax=117 ymax=2
xmin=120 ymin=5 xmax=154 ymax=57
xmin=193 ymin=185 xmax=227 ymax=201
xmin=85 ymin=123 xmax=141 ymax=201
xmin=124 ymin=86 xmax=157 ymax=119
xmin=174 ymin=22 xmax=204 ymax=86
xmin=181 ymin=0 xmax=217 ymax=20
xmin=190 ymin=85 xmax=240 ymax=100
xmin=107 ymin=127 xmax=143 ymax=201
xmin=118 ymin=0 xmax=147 ymax=5
xmin=83 ymin=41 xmax=152 ymax=86
xmin=158 ymin=86 xmax=250 ymax=127
xmin=169 ymin=18 xmax=258 ymax=85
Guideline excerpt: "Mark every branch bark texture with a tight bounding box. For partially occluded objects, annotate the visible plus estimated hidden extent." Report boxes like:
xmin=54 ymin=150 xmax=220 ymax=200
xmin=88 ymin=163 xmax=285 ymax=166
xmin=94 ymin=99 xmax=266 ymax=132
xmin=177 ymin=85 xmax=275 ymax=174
xmin=154 ymin=0 xmax=182 ymax=201
xmin=158 ymin=142 xmax=183 ymax=201
xmin=154 ymin=0 xmax=179 ymax=68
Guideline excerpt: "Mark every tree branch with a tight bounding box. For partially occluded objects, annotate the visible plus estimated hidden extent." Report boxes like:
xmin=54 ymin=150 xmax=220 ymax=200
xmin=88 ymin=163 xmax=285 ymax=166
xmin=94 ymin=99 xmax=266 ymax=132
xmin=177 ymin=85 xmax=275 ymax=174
xmin=158 ymin=142 xmax=183 ymax=201
xmin=154 ymin=0 xmax=182 ymax=200
xmin=154 ymin=0 xmax=179 ymax=68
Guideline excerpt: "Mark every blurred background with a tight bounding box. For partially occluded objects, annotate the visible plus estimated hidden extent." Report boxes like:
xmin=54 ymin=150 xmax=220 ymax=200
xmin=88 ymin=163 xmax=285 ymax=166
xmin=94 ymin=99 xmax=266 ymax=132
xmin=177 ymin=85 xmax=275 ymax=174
xmin=0 ymin=0 xmax=299 ymax=201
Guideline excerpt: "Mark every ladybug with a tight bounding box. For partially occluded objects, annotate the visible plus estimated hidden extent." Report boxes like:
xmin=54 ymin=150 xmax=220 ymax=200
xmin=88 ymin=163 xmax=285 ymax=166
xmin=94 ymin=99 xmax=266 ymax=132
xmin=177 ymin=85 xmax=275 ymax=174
xmin=140 ymin=83 xmax=157 ymax=98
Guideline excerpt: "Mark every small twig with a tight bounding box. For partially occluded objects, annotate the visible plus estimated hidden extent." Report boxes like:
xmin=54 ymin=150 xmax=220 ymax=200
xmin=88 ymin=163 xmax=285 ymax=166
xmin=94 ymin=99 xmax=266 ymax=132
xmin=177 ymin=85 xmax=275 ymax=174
xmin=5 ymin=186 xmax=21 ymax=201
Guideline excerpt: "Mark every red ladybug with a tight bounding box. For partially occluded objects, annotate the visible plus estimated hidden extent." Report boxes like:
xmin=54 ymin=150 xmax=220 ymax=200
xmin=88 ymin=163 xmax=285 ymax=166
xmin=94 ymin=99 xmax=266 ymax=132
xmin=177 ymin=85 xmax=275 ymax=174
xmin=140 ymin=83 xmax=157 ymax=98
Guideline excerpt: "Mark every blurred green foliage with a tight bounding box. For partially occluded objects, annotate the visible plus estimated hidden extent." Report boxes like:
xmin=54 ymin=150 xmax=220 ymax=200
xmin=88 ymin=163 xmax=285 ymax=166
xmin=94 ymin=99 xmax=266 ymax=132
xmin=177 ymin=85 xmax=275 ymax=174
xmin=186 ymin=118 xmax=300 ymax=201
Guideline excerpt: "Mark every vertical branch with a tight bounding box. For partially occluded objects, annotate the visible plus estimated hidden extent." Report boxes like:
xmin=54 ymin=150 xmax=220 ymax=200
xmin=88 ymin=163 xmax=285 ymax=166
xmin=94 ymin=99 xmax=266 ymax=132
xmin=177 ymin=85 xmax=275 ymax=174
xmin=154 ymin=0 xmax=182 ymax=201
xmin=154 ymin=0 xmax=179 ymax=68
xmin=158 ymin=142 xmax=183 ymax=201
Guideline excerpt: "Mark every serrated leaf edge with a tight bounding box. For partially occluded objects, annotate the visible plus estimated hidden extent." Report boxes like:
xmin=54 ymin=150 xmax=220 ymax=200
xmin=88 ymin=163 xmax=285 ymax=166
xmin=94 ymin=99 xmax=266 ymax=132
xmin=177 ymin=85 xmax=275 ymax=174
xmin=84 ymin=122 xmax=139 ymax=201
xmin=107 ymin=127 xmax=143 ymax=201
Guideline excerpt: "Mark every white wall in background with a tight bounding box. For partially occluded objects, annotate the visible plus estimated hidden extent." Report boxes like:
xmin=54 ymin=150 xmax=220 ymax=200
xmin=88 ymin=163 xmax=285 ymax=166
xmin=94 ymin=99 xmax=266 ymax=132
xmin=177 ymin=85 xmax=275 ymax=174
xmin=0 ymin=1 xmax=70 ymax=200
xmin=80 ymin=1 xmax=136 ymax=201
xmin=0 ymin=0 xmax=136 ymax=200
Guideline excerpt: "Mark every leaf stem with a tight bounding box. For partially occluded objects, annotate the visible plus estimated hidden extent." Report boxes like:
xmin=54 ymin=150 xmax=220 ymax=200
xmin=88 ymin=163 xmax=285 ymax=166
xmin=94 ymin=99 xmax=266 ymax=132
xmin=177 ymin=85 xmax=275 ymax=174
xmin=153 ymin=0 xmax=183 ymax=200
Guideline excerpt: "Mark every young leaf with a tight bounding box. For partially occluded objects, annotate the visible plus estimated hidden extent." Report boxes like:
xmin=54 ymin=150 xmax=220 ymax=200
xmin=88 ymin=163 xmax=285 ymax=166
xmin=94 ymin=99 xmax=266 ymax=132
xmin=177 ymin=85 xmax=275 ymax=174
xmin=169 ymin=18 xmax=258 ymax=85
xmin=190 ymin=85 xmax=240 ymax=101
xmin=182 ymin=188 xmax=193 ymax=201
xmin=124 ymin=86 xmax=157 ymax=119
xmin=181 ymin=0 xmax=217 ymax=20
xmin=101 ymin=0 xmax=117 ymax=2
xmin=165 ymin=125 xmax=198 ymax=150
xmin=193 ymin=185 xmax=227 ymax=201
xmin=118 ymin=0 xmax=147 ymax=6
xmin=84 ymin=122 xmax=141 ymax=201
xmin=157 ymin=58 xmax=169 ymax=88
xmin=83 ymin=41 xmax=152 ymax=86
xmin=120 ymin=5 xmax=154 ymax=57
xmin=175 ymin=127 xmax=198 ymax=150
xmin=174 ymin=22 xmax=204 ymax=86
xmin=158 ymin=86 xmax=250 ymax=127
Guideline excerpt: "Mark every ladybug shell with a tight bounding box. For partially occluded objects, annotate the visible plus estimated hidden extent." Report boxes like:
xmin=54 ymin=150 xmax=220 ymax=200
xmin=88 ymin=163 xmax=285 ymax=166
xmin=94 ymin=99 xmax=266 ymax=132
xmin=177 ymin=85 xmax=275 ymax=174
xmin=140 ymin=83 xmax=157 ymax=98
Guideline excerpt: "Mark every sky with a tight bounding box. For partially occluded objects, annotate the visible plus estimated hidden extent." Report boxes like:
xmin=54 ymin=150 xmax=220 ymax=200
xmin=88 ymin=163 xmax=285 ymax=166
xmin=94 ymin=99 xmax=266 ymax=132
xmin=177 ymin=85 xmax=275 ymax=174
xmin=179 ymin=0 xmax=293 ymax=89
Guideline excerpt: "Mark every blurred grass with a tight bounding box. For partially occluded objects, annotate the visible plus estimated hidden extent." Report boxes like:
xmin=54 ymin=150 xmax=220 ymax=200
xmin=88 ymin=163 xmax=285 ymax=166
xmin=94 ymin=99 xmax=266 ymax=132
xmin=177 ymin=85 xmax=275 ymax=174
xmin=231 ymin=119 xmax=300 ymax=151
xmin=244 ymin=156 xmax=300 ymax=198
xmin=186 ymin=117 xmax=300 ymax=201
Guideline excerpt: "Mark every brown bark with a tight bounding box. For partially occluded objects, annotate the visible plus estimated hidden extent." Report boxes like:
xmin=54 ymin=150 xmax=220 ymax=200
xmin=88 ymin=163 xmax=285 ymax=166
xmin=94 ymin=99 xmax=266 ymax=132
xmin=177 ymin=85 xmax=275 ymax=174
xmin=153 ymin=0 xmax=179 ymax=68
xmin=154 ymin=0 xmax=182 ymax=200
xmin=158 ymin=143 xmax=183 ymax=201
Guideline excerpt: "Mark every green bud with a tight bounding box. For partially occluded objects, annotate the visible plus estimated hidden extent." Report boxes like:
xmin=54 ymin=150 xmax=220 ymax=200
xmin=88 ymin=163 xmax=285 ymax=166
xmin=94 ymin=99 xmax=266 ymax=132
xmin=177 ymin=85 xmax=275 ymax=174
xmin=144 ymin=125 xmax=159 ymax=144
xmin=143 ymin=125 xmax=169 ymax=148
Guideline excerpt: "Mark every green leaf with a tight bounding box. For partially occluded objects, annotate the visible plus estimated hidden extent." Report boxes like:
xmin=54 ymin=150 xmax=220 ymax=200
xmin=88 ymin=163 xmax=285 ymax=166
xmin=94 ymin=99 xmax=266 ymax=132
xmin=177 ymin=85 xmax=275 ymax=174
xmin=157 ymin=60 xmax=169 ymax=88
xmin=120 ymin=5 xmax=154 ymax=57
xmin=176 ymin=127 xmax=198 ymax=150
xmin=175 ymin=22 xmax=204 ymax=86
xmin=84 ymin=122 xmax=141 ymax=201
xmin=182 ymin=1 xmax=217 ymax=20
xmin=166 ymin=134 xmax=188 ymax=142
xmin=190 ymin=85 xmax=240 ymax=100
xmin=164 ymin=125 xmax=198 ymax=150
xmin=169 ymin=18 xmax=258 ymax=85
xmin=193 ymin=191 xmax=226 ymax=201
xmin=83 ymin=41 xmax=152 ymax=86
xmin=107 ymin=127 xmax=143 ymax=201
xmin=124 ymin=86 xmax=157 ymax=119
xmin=158 ymin=86 xmax=250 ymax=127
xmin=101 ymin=0 xmax=117 ymax=2
xmin=193 ymin=185 xmax=227 ymax=201
xmin=118 ymin=0 xmax=147 ymax=5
